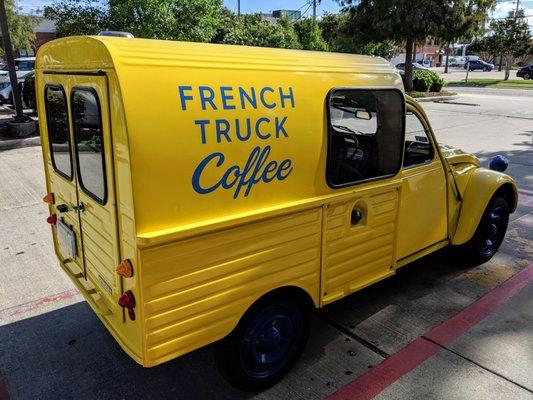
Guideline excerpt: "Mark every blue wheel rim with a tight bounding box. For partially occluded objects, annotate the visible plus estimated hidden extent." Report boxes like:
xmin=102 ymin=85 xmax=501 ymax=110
xmin=240 ymin=304 xmax=300 ymax=379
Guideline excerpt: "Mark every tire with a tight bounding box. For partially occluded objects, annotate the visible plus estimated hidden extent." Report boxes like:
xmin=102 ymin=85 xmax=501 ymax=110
xmin=214 ymin=298 xmax=309 ymax=391
xmin=483 ymin=67 xmax=489 ymax=72
xmin=455 ymin=196 xmax=510 ymax=265
xmin=524 ymin=73 xmax=531 ymax=80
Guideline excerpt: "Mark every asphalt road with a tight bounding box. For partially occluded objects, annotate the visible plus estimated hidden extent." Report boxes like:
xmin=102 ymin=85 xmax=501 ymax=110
xmin=0 ymin=88 xmax=531 ymax=399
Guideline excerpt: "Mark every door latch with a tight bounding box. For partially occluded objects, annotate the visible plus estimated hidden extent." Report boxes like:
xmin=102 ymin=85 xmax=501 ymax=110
xmin=73 ymin=202 xmax=85 ymax=212
xmin=351 ymin=208 xmax=363 ymax=225
xmin=56 ymin=204 xmax=69 ymax=213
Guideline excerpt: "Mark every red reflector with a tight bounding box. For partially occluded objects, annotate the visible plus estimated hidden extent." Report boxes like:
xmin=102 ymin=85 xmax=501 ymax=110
xmin=46 ymin=214 xmax=57 ymax=225
xmin=118 ymin=290 xmax=136 ymax=321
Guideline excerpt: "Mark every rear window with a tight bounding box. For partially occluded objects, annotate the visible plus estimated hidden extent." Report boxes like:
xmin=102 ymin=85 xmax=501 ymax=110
xmin=45 ymin=85 xmax=72 ymax=180
xmin=72 ymin=88 xmax=107 ymax=204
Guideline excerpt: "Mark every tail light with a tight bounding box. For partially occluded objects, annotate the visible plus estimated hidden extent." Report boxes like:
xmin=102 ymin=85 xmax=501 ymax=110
xmin=46 ymin=214 xmax=57 ymax=225
xmin=43 ymin=193 xmax=55 ymax=204
xmin=116 ymin=259 xmax=133 ymax=278
xmin=118 ymin=290 xmax=136 ymax=321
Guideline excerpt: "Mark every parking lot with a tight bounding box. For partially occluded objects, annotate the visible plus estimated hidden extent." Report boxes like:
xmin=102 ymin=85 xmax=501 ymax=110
xmin=0 ymin=87 xmax=532 ymax=399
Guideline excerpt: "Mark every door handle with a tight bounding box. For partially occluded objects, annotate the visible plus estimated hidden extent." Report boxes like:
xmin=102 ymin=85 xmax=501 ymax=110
xmin=351 ymin=208 xmax=364 ymax=225
xmin=73 ymin=202 xmax=85 ymax=212
xmin=56 ymin=204 xmax=69 ymax=213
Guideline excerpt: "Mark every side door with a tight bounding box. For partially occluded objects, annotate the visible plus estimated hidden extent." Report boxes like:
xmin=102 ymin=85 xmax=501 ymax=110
xmin=321 ymin=89 xmax=405 ymax=305
xmin=69 ymin=75 xmax=123 ymax=309
xmin=396 ymin=103 xmax=447 ymax=260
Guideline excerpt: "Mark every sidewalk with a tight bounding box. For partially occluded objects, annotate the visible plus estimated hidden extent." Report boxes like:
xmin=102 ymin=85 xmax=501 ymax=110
xmin=329 ymin=264 xmax=533 ymax=400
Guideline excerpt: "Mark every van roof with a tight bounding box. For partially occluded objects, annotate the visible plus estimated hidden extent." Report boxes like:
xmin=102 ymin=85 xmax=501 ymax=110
xmin=36 ymin=36 xmax=394 ymax=74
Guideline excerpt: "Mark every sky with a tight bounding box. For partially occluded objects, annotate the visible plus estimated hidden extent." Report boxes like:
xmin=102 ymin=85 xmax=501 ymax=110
xmin=18 ymin=0 xmax=533 ymax=29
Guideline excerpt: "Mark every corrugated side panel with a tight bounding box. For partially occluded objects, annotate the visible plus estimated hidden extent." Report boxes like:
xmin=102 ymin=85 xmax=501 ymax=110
xmin=139 ymin=208 xmax=322 ymax=366
xmin=322 ymin=187 xmax=399 ymax=305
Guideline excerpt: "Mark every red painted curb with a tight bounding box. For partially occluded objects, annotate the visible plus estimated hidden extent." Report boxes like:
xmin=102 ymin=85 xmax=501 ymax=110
xmin=0 ymin=377 xmax=9 ymax=400
xmin=328 ymin=263 xmax=533 ymax=400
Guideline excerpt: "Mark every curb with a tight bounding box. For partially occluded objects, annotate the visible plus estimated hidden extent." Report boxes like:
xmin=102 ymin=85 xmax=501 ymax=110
xmin=0 ymin=136 xmax=40 ymax=151
xmin=416 ymin=94 xmax=459 ymax=103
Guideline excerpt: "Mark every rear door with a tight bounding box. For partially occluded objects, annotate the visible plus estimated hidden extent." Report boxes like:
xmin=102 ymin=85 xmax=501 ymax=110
xmin=43 ymin=73 xmax=121 ymax=311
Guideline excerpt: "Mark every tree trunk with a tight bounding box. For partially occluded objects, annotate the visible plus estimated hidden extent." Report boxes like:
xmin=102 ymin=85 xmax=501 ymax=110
xmin=444 ymin=45 xmax=450 ymax=74
xmin=504 ymin=55 xmax=511 ymax=80
xmin=412 ymin=42 xmax=417 ymax=62
xmin=404 ymin=38 xmax=414 ymax=92
xmin=498 ymin=55 xmax=503 ymax=72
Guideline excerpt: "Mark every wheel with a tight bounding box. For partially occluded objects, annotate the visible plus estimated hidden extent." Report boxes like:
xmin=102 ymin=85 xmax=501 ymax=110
xmin=483 ymin=67 xmax=489 ymax=71
xmin=524 ymin=73 xmax=531 ymax=80
xmin=455 ymin=196 xmax=510 ymax=264
xmin=214 ymin=298 xmax=309 ymax=391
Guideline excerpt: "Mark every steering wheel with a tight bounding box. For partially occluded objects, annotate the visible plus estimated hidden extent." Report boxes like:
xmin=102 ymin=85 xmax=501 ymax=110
xmin=336 ymin=133 xmax=361 ymax=161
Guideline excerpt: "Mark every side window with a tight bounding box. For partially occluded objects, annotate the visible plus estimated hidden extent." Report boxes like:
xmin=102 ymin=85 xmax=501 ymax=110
xmin=327 ymin=89 xmax=404 ymax=187
xmin=45 ymin=85 xmax=72 ymax=180
xmin=403 ymin=111 xmax=434 ymax=168
xmin=72 ymin=88 xmax=107 ymax=204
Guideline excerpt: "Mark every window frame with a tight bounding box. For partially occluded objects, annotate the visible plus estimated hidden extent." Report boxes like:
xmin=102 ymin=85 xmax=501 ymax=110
xmin=70 ymin=86 xmax=108 ymax=205
xmin=402 ymin=108 xmax=437 ymax=170
xmin=44 ymin=84 xmax=73 ymax=181
xmin=325 ymin=87 xmax=406 ymax=189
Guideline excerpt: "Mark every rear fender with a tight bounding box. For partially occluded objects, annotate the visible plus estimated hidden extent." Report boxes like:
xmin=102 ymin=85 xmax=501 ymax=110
xmin=451 ymin=168 xmax=517 ymax=245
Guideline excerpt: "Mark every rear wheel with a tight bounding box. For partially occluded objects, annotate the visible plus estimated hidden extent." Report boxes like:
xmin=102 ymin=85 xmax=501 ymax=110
xmin=455 ymin=196 xmax=509 ymax=264
xmin=214 ymin=298 xmax=309 ymax=391
xmin=524 ymin=73 xmax=531 ymax=80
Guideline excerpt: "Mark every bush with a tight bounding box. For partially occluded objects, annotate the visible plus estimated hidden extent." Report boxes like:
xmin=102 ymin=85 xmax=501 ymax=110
xmin=412 ymin=69 xmax=433 ymax=92
xmin=411 ymin=69 xmax=445 ymax=92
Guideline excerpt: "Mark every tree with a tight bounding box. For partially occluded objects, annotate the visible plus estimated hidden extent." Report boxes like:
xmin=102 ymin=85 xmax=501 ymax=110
xmin=1 ymin=0 xmax=37 ymax=54
xmin=44 ymin=0 xmax=108 ymax=37
xmin=438 ymin=0 xmax=496 ymax=73
xmin=295 ymin=18 xmax=328 ymax=51
xmin=473 ymin=10 xmax=532 ymax=80
xmin=108 ymin=0 xmax=222 ymax=42
xmin=214 ymin=13 xmax=301 ymax=49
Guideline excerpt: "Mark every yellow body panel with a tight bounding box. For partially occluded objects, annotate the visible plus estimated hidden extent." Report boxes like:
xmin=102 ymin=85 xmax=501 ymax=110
xmin=36 ymin=36 xmax=516 ymax=368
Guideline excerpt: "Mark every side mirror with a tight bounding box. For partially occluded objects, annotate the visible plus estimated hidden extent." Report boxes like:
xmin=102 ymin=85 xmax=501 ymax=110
xmin=355 ymin=109 xmax=371 ymax=120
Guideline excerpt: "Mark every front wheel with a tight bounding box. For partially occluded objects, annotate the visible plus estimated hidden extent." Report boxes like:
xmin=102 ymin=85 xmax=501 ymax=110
xmin=214 ymin=298 xmax=309 ymax=391
xmin=454 ymin=196 xmax=510 ymax=264
xmin=483 ymin=67 xmax=489 ymax=71
xmin=524 ymin=73 xmax=531 ymax=80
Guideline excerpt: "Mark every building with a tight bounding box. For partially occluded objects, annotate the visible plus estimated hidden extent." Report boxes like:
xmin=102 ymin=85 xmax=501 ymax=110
xmin=260 ymin=9 xmax=302 ymax=23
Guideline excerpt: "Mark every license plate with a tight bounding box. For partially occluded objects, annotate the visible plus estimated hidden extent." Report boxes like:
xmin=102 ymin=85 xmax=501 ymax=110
xmin=57 ymin=220 xmax=77 ymax=259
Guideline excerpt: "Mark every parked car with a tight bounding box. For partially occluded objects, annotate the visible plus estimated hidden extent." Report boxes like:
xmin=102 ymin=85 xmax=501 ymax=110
xmin=0 ymin=57 xmax=35 ymax=98
xmin=464 ymin=59 xmax=494 ymax=71
xmin=0 ymin=71 xmax=34 ymax=108
xmin=395 ymin=62 xmax=430 ymax=71
xmin=516 ymin=65 xmax=532 ymax=80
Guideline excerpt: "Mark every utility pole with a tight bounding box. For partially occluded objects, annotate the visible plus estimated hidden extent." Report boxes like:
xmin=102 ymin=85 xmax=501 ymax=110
xmin=0 ymin=0 xmax=25 ymax=122
xmin=515 ymin=0 xmax=520 ymax=14
xmin=312 ymin=0 xmax=317 ymax=21
xmin=237 ymin=0 xmax=240 ymax=16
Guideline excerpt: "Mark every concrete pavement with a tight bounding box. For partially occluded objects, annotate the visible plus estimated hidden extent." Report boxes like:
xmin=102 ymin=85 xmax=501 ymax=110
xmin=0 ymin=88 xmax=531 ymax=399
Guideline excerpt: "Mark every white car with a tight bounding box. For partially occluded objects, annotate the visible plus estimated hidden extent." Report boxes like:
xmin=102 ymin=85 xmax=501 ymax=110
xmin=0 ymin=57 xmax=35 ymax=90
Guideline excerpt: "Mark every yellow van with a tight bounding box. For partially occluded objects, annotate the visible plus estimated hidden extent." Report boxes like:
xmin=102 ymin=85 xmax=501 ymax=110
xmin=36 ymin=36 xmax=517 ymax=390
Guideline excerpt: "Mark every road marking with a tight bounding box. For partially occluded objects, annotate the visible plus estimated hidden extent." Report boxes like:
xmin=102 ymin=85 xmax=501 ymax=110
xmin=0 ymin=289 xmax=80 ymax=322
xmin=327 ymin=263 xmax=533 ymax=400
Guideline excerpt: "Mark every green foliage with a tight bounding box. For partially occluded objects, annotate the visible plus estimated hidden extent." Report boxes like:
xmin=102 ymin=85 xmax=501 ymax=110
xmin=295 ymin=19 xmax=328 ymax=51
xmin=108 ymin=0 xmax=223 ymax=42
xmin=44 ymin=0 xmax=108 ymax=37
xmin=1 ymin=0 xmax=38 ymax=54
xmin=411 ymin=69 xmax=443 ymax=92
xmin=214 ymin=13 xmax=301 ymax=49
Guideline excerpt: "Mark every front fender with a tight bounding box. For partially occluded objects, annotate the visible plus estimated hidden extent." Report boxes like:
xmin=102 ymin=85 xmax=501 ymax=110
xmin=451 ymin=168 xmax=517 ymax=245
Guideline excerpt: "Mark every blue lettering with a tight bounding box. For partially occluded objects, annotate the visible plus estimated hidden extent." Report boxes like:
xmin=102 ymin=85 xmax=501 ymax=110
xmin=260 ymin=87 xmax=276 ymax=109
xmin=199 ymin=86 xmax=217 ymax=110
xmin=215 ymin=119 xmax=231 ymax=143
xmin=279 ymin=87 xmax=295 ymax=108
xmin=275 ymin=117 xmax=288 ymax=138
xmin=220 ymin=86 xmax=236 ymax=110
xmin=255 ymin=117 xmax=271 ymax=140
xmin=192 ymin=146 xmax=293 ymax=199
xmin=194 ymin=119 xmax=210 ymax=144
xmin=239 ymin=87 xmax=257 ymax=109
xmin=178 ymin=86 xmax=193 ymax=110
xmin=191 ymin=152 xmax=225 ymax=194
xmin=235 ymin=118 xmax=251 ymax=141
